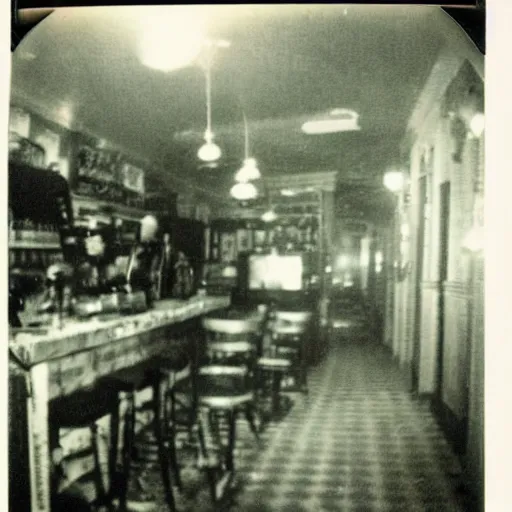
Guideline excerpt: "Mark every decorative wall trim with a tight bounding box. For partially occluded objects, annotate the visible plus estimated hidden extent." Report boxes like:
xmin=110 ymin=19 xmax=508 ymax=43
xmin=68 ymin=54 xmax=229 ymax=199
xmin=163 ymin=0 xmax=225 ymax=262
xmin=264 ymin=171 xmax=339 ymax=193
xmin=443 ymin=280 xmax=470 ymax=298
xmin=421 ymin=280 xmax=441 ymax=291
xmin=405 ymin=21 xmax=483 ymax=151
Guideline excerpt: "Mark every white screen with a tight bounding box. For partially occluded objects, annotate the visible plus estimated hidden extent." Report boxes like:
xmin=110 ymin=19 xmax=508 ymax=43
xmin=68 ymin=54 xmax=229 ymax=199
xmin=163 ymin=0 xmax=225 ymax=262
xmin=248 ymin=254 xmax=303 ymax=291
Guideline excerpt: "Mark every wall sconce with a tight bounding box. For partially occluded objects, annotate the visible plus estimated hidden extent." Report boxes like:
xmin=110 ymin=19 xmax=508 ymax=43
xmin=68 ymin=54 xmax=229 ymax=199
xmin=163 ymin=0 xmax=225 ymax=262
xmin=467 ymin=112 xmax=485 ymax=138
xmin=462 ymin=225 xmax=484 ymax=253
xmin=383 ymin=170 xmax=406 ymax=193
xmin=447 ymin=83 xmax=484 ymax=162
xmin=458 ymin=85 xmax=485 ymax=138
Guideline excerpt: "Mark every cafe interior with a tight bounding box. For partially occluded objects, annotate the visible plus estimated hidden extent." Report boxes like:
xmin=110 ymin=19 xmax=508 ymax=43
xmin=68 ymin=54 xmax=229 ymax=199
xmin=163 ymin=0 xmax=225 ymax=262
xmin=8 ymin=4 xmax=485 ymax=512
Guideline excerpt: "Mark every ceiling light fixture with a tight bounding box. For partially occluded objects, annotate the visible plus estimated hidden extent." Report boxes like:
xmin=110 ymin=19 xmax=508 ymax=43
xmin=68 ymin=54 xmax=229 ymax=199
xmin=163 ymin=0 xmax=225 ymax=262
xmin=198 ymin=130 xmax=222 ymax=162
xmin=280 ymin=189 xmax=296 ymax=197
xmin=138 ymin=7 xmax=207 ymax=72
xmin=302 ymin=109 xmax=361 ymax=135
xmin=235 ymin=157 xmax=261 ymax=182
xmin=230 ymin=181 xmax=258 ymax=201
xmin=234 ymin=110 xmax=261 ymax=182
xmin=197 ymin=39 xmax=224 ymax=163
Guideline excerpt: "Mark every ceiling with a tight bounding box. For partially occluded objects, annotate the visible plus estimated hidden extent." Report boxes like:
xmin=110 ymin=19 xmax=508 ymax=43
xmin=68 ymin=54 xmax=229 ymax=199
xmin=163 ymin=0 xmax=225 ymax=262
xmin=11 ymin=5 xmax=461 ymax=220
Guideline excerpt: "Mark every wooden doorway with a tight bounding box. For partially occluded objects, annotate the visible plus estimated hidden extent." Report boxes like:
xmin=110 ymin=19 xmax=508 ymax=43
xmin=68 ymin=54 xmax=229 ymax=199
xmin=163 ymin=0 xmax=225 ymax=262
xmin=412 ymin=174 xmax=428 ymax=392
xmin=436 ymin=181 xmax=451 ymax=401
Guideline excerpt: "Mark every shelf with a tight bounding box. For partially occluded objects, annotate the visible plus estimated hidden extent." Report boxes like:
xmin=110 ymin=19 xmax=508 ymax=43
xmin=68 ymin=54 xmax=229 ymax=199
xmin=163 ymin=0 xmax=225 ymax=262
xmin=9 ymin=230 xmax=61 ymax=250
xmin=72 ymin=194 xmax=147 ymax=221
xmin=9 ymin=241 xmax=61 ymax=250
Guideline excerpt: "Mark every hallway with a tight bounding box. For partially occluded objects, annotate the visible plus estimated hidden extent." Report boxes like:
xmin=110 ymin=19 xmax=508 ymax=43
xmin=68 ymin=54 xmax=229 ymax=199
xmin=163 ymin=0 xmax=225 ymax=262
xmin=144 ymin=324 xmax=471 ymax=512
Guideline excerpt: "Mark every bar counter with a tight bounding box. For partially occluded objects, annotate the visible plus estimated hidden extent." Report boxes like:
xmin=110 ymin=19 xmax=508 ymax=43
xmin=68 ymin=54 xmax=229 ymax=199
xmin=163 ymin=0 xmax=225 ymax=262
xmin=9 ymin=295 xmax=231 ymax=512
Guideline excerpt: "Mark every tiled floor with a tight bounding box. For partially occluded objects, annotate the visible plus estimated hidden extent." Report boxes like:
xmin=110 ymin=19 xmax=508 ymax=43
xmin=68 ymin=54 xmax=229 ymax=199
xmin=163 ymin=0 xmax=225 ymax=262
xmin=137 ymin=326 xmax=471 ymax=511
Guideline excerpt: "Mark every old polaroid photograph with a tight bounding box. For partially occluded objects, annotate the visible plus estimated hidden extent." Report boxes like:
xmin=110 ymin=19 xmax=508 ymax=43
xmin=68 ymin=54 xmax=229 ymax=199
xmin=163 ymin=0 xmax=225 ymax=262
xmin=6 ymin=3 xmax=492 ymax=511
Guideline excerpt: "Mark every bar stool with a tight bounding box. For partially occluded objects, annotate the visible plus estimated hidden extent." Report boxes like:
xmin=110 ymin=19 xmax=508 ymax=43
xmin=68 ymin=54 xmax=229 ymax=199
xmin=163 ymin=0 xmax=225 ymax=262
xmin=202 ymin=316 xmax=261 ymax=365
xmin=99 ymin=361 xmax=178 ymax=512
xmin=195 ymin=365 xmax=256 ymax=503
xmin=49 ymin=384 xmax=122 ymax=512
xmin=269 ymin=310 xmax=312 ymax=394
xmin=256 ymin=356 xmax=292 ymax=417
xmin=194 ymin=315 xmax=263 ymax=503
xmin=202 ymin=316 xmax=262 ymax=437
xmin=157 ymin=349 xmax=198 ymax=491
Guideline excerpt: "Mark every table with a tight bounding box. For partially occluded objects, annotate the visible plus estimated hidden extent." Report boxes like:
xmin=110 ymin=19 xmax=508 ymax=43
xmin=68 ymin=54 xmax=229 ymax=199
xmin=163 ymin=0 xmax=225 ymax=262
xmin=9 ymin=295 xmax=230 ymax=512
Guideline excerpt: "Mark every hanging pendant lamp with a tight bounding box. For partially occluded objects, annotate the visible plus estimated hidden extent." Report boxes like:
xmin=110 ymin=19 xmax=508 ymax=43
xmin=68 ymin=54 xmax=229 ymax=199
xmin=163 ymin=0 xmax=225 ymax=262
xmin=234 ymin=111 xmax=261 ymax=182
xmin=230 ymin=181 xmax=258 ymax=201
xmin=198 ymin=43 xmax=221 ymax=163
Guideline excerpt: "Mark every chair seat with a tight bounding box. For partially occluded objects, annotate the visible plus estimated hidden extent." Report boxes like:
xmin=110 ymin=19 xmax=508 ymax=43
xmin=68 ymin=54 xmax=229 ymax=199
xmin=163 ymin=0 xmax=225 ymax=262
xmin=199 ymin=392 xmax=254 ymax=409
xmin=272 ymin=337 xmax=302 ymax=349
xmin=257 ymin=358 xmax=291 ymax=370
xmin=198 ymin=365 xmax=251 ymax=397
xmin=275 ymin=311 xmax=312 ymax=323
xmin=203 ymin=317 xmax=260 ymax=335
xmin=199 ymin=365 xmax=247 ymax=377
xmin=207 ymin=341 xmax=255 ymax=354
xmin=275 ymin=344 xmax=299 ymax=352
xmin=332 ymin=319 xmax=352 ymax=328
xmin=272 ymin=323 xmax=305 ymax=336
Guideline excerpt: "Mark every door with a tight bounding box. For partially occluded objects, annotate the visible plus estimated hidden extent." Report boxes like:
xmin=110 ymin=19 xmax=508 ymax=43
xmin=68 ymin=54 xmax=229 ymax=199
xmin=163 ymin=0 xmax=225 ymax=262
xmin=412 ymin=174 xmax=428 ymax=391
xmin=436 ymin=181 xmax=451 ymax=400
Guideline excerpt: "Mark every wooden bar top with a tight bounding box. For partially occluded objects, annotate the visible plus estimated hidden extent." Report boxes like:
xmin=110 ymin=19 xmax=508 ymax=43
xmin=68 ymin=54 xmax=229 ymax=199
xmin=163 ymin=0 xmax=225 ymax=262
xmin=9 ymin=295 xmax=231 ymax=368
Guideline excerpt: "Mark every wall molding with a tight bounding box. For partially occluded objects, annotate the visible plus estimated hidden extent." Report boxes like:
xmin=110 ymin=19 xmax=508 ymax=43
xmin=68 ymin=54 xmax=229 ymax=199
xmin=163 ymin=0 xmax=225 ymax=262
xmin=404 ymin=16 xmax=484 ymax=151
xmin=443 ymin=280 xmax=470 ymax=298
xmin=421 ymin=280 xmax=441 ymax=291
xmin=265 ymin=171 xmax=339 ymax=193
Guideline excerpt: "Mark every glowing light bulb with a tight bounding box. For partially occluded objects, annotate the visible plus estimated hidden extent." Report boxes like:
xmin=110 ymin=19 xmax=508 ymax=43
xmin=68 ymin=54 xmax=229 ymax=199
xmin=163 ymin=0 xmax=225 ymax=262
xmin=198 ymin=141 xmax=222 ymax=162
xmin=261 ymin=210 xmax=277 ymax=223
xmin=470 ymin=113 xmax=485 ymax=138
xmin=383 ymin=171 xmax=405 ymax=193
xmin=230 ymin=182 xmax=258 ymax=201
xmin=235 ymin=158 xmax=261 ymax=182
xmin=138 ymin=6 xmax=207 ymax=72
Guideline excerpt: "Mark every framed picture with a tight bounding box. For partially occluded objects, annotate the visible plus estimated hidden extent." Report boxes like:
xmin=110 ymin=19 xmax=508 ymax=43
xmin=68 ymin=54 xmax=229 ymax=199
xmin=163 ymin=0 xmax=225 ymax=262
xmin=236 ymin=229 xmax=252 ymax=253
xmin=254 ymin=230 xmax=266 ymax=247
xmin=220 ymin=232 xmax=236 ymax=262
